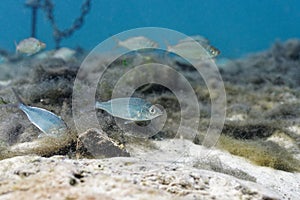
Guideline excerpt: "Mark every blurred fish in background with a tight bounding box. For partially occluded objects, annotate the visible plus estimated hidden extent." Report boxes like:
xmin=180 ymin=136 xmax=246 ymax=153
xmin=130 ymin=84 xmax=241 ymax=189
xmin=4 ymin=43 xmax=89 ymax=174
xmin=15 ymin=37 xmax=46 ymax=56
xmin=116 ymin=36 xmax=159 ymax=50
xmin=167 ymin=35 xmax=220 ymax=60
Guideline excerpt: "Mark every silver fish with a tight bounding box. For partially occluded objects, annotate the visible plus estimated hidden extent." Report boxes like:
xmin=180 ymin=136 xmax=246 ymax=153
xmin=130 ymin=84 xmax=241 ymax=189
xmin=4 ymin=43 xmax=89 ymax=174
xmin=52 ymin=47 xmax=76 ymax=61
xmin=16 ymin=37 xmax=46 ymax=55
xmin=116 ymin=36 xmax=158 ymax=50
xmin=96 ymin=97 xmax=163 ymax=121
xmin=179 ymin=35 xmax=210 ymax=44
xmin=12 ymin=89 xmax=67 ymax=137
xmin=200 ymin=43 xmax=220 ymax=58
xmin=168 ymin=36 xmax=220 ymax=60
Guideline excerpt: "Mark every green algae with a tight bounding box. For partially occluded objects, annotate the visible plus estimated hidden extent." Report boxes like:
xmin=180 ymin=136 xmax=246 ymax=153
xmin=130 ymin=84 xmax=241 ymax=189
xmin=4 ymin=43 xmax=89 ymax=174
xmin=217 ymin=135 xmax=300 ymax=172
xmin=221 ymin=121 xmax=277 ymax=139
xmin=0 ymin=97 xmax=8 ymax=104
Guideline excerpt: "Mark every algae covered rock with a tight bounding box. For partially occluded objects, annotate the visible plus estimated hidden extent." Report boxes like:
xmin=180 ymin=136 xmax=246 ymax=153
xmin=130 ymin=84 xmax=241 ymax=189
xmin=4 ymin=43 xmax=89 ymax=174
xmin=76 ymin=128 xmax=130 ymax=158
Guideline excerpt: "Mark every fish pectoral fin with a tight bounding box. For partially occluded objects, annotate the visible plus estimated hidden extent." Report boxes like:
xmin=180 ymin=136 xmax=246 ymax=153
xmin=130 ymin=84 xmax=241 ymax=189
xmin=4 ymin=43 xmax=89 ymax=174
xmin=124 ymin=120 xmax=135 ymax=125
xmin=37 ymin=133 xmax=48 ymax=139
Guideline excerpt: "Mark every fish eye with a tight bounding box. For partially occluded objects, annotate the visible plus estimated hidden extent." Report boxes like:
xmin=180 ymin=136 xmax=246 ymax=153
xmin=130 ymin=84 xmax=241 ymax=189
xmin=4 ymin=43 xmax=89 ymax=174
xmin=149 ymin=106 xmax=156 ymax=114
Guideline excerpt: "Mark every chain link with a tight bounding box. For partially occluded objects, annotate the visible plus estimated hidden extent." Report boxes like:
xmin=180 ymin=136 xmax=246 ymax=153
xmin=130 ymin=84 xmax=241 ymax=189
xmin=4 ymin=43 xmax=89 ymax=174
xmin=40 ymin=0 xmax=91 ymax=48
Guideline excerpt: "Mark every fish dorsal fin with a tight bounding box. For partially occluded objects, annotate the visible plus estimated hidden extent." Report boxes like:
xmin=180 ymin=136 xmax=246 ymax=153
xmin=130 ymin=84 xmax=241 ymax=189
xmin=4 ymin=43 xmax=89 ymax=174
xmin=11 ymin=88 xmax=27 ymax=106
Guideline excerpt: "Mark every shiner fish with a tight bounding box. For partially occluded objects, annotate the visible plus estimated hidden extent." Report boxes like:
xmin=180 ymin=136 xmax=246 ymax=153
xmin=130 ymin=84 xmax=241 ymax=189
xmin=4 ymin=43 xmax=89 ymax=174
xmin=16 ymin=37 xmax=46 ymax=55
xmin=10 ymin=89 xmax=67 ymax=137
xmin=179 ymin=35 xmax=220 ymax=54
xmin=167 ymin=35 xmax=220 ymax=60
xmin=95 ymin=97 xmax=163 ymax=121
xmin=116 ymin=36 xmax=158 ymax=51
xmin=178 ymin=35 xmax=210 ymax=44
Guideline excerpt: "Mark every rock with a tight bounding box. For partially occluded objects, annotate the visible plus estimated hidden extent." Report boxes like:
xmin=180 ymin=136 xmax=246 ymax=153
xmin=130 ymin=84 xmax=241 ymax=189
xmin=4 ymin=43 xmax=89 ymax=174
xmin=0 ymin=156 xmax=181 ymax=200
xmin=0 ymin=153 xmax=281 ymax=200
xmin=183 ymin=139 xmax=300 ymax=200
xmin=0 ymin=133 xmax=76 ymax=159
xmin=76 ymin=128 xmax=130 ymax=158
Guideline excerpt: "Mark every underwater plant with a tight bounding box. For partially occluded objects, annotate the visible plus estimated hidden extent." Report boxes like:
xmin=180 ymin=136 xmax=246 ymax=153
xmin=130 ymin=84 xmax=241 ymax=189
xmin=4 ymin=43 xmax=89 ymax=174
xmin=217 ymin=135 xmax=300 ymax=172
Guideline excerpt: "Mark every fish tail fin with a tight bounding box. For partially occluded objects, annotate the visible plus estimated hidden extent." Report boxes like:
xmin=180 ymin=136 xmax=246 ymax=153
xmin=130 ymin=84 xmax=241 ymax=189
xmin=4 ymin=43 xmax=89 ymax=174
xmin=111 ymin=37 xmax=121 ymax=51
xmin=164 ymin=40 xmax=171 ymax=49
xmin=112 ymin=36 xmax=120 ymax=45
xmin=11 ymin=88 xmax=26 ymax=105
xmin=95 ymin=101 xmax=102 ymax=109
xmin=95 ymin=101 xmax=109 ymax=110
xmin=14 ymin=40 xmax=19 ymax=55
xmin=164 ymin=40 xmax=173 ymax=58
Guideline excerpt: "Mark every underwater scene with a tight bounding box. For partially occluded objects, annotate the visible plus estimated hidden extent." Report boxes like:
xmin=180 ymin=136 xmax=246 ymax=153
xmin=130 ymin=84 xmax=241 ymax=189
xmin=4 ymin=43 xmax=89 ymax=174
xmin=0 ymin=0 xmax=300 ymax=199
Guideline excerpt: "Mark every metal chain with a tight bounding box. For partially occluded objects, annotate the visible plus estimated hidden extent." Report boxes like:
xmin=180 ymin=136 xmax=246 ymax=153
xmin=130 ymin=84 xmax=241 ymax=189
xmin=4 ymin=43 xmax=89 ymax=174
xmin=41 ymin=0 xmax=91 ymax=49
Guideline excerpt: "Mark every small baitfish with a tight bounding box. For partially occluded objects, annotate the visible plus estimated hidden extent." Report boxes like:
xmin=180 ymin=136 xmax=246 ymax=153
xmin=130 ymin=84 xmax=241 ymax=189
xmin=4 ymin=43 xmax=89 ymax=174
xmin=116 ymin=36 xmax=159 ymax=51
xmin=15 ymin=37 xmax=46 ymax=56
xmin=178 ymin=35 xmax=210 ymax=44
xmin=12 ymin=89 xmax=67 ymax=137
xmin=95 ymin=97 xmax=163 ymax=121
xmin=52 ymin=47 xmax=76 ymax=61
xmin=180 ymin=35 xmax=220 ymax=56
xmin=167 ymin=35 xmax=220 ymax=60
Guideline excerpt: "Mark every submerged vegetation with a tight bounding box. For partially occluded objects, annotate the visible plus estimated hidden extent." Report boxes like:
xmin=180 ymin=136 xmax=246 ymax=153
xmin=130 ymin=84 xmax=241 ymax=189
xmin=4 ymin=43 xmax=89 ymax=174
xmin=217 ymin=135 xmax=300 ymax=172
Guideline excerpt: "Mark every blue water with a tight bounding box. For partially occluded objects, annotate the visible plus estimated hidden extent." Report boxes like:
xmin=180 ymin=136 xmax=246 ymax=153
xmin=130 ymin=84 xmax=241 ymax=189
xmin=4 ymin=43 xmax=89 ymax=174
xmin=0 ymin=0 xmax=299 ymax=58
